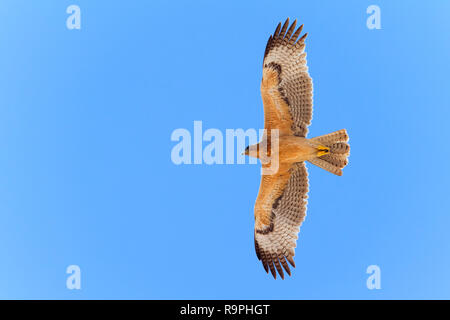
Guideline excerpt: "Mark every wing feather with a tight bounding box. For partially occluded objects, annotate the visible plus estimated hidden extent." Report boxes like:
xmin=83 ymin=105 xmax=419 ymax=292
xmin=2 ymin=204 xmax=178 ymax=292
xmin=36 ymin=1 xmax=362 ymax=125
xmin=253 ymin=19 xmax=313 ymax=279
xmin=284 ymin=20 xmax=297 ymax=41
xmin=254 ymin=162 xmax=309 ymax=279
xmin=261 ymin=18 xmax=313 ymax=137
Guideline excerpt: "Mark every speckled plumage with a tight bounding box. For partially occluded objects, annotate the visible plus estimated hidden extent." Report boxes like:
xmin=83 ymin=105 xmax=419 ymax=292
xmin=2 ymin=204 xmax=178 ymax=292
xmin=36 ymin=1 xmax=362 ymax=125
xmin=251 ymin=18 xmax=350 ymax=279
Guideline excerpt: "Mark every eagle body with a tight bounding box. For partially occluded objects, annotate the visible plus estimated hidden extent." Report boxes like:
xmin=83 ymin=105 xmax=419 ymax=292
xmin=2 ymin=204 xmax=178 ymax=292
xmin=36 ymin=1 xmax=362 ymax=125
xmin=244 ymin=18 xmax=351 ymax=279
xmin=267 ymin=136 xmax=319 ymax=163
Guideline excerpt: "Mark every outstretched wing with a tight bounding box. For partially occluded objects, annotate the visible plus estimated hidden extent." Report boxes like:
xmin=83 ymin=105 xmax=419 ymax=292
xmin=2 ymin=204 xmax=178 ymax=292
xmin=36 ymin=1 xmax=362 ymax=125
xmin=254 ymin=162 xmax=309 ymax=279
xmin=261 ymin=18 xmax=313 ymax=137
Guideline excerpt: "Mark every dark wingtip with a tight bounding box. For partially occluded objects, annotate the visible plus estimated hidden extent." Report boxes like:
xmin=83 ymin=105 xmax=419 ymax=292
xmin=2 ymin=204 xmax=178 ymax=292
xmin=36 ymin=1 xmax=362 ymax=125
xmin=271 ymin=269 xmax=277 ymax=279
xmin=280 ymin=256 xmax=292 ymax=276
xmin=289 ymin=23 xmax=304 ymax=44
xmin=261 ymin=258 xmax=269 ymax=273
xmin=279 ymin=18 xmax=290 ymax=37
xmin=274 ymin=22 xmax=282 ymax=37
xmin=268 ymin=262 xmax=277 ymax=279
xmin=299 ymin=32 xmax=308 ymax=43
xmin=286 ymin=255 xmax=296 ymax=268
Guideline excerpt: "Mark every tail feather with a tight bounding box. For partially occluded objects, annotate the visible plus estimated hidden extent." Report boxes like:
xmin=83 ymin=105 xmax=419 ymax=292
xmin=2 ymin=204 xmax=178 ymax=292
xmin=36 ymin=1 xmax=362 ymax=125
xmin=321 ymin=153 xmax=348 ymax=168
xmin=308 ymin=129 xmax=350 ymax=176
xmin=329 ymin=142 xmax=350 ymax=154
xmin=310 ymin=129 xmax=348 ymax=145
xmin=309 ymin=157 xmax=343 ymax=176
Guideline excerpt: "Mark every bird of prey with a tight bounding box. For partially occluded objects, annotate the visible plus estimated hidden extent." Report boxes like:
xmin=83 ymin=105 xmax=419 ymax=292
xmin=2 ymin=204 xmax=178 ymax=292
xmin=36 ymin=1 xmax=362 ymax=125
xmin=243 ymin=18 xmax=350 ymax=279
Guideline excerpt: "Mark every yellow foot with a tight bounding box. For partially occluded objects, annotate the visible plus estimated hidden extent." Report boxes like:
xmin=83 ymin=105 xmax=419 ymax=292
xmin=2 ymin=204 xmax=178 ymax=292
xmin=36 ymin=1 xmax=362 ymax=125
xmin=317 ymin=145 xmax=330 ymax=157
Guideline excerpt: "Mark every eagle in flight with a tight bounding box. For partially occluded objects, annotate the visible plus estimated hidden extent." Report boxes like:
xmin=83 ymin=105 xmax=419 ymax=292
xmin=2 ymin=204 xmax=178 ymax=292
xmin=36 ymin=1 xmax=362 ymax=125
xmin=243 ymin=18 xmax=350 ymax=279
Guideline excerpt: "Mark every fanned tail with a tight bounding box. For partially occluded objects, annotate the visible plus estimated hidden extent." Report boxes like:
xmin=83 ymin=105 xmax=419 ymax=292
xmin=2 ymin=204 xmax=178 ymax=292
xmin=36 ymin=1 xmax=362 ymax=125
xmin=308 ymin=129 xmax=350 ymax=176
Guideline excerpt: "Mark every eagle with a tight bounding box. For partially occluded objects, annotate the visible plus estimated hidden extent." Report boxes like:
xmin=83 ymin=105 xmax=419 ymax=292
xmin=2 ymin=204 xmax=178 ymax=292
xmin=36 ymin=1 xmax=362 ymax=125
xmin=243 ymin=18 xmax=350 ymax=279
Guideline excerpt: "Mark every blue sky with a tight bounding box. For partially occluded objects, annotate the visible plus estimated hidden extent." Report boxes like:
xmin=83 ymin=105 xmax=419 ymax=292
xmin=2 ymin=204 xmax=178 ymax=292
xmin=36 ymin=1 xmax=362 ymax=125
xmin=0 ymin=0 xmax=450 ymax=299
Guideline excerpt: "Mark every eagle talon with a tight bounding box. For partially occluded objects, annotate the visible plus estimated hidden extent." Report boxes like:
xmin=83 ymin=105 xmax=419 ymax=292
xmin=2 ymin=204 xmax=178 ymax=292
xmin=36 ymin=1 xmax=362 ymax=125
xmin=317 ymin=146 xmax=330 ymax=157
